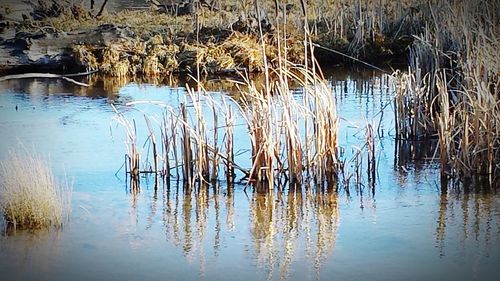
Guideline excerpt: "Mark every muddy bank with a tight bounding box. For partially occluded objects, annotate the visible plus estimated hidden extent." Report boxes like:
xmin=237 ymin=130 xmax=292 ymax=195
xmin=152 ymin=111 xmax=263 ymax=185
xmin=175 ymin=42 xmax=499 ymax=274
xmin=0 ymin=21 xmax=304 ymax=76
xmin=0 ymin=1 xmax=418 ymax=76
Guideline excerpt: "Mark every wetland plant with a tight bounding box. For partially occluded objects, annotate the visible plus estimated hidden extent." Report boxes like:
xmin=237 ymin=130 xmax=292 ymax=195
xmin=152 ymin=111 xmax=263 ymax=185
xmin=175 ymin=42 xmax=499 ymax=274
xmin=0 ymin=147 xmax=72 ymax=230
xmin=393 ymin=0 xmax=500 ymax=186
xmin=112 ymin=63 xmax=344 ymax=191
xmin=110 ymin=0 xmax=387 ymax=192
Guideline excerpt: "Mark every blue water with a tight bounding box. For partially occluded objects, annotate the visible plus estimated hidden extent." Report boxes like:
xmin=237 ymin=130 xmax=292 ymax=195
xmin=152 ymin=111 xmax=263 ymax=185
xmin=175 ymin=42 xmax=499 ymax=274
xmin=0 ymin=71 xmax=498 ymax=281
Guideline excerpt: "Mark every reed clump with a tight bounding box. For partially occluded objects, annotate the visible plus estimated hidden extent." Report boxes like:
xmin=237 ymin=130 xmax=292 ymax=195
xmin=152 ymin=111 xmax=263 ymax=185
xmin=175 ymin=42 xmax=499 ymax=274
xmin=237 ymin=66 xmax=341 ymax=188
xmin=393 ymin=0 xmax=500 ymax=185
xmin=310 ymin=0 xmax=424 ymax=59
xmin=112 ymin=62 xmax=346 ymax=191
xmin=0 ymin=147 xmax=72 ymax=229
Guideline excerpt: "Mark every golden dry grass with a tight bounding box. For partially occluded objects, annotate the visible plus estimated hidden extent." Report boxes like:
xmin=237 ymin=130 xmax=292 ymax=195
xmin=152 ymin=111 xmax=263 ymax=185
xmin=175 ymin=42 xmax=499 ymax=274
xmin=393 ymin=0 xmax=500 ymax=184
xmin=0 ymin=147 xmax=72 ymax=229
xmin=73 ymin=30 xmax=283 ymax=76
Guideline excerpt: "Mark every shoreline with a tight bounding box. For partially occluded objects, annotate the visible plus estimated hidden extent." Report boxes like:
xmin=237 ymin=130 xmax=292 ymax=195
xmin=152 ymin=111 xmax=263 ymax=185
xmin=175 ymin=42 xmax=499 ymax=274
xmin=0 ymin=2 xmax=413 ymax=76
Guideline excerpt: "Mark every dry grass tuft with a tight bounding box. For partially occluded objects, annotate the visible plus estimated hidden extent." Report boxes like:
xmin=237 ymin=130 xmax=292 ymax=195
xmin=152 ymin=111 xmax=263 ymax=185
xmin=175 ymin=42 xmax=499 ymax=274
xmin=73 ymin=31 xmax=282 ymax=76
xmin=0 ymin=147 xmax=72 ymax=230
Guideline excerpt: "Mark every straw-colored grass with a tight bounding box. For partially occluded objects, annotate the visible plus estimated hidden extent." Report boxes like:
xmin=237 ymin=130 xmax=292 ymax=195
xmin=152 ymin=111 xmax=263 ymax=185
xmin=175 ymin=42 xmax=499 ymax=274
xmin=393 ymin=0 xmax=500 ymax=185
xmin=16 ymin=0 xmax=437 ymax=75
xmin=0 ymin=147 xmax=72 ymax=229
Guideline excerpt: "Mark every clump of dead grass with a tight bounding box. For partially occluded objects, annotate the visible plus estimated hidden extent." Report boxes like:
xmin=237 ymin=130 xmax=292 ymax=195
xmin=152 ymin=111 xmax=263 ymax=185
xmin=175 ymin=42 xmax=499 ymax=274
xmin=393 ymin=0 xmax=500 ymax=186
xmin=73 ymin=31 xmax=287 ymax=76
xmin=0 ymin=147 xmax=72 ymax=230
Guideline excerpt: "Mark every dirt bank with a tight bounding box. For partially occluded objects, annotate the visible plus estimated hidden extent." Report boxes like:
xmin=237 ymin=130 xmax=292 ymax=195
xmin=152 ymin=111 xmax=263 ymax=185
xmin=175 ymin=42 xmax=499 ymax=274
xmin=0 ymin=0 xmax=418 ymax=76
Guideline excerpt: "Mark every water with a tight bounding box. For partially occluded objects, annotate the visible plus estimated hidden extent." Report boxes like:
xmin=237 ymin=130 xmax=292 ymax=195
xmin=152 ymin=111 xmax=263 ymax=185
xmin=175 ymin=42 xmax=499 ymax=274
xmin=0 ymin=70 xmax=499 ymax=281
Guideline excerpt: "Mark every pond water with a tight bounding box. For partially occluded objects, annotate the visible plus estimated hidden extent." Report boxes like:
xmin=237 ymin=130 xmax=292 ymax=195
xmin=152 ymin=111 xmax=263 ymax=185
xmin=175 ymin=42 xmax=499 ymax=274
xmin=0 ymin=69 xmax=499 ymax=281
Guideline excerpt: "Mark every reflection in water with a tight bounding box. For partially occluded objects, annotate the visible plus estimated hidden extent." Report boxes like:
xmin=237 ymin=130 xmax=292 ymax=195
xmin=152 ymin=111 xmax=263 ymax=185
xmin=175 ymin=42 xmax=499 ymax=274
xmin=393 ymin=139 xmax=439 ymax=189
xmin=250 ymin=185 xmax=339 ymax=281
xmin=114 ymin=179 xmax=341 ymax=280
xmin=394 ymin=138 xmax=499 ymax=190
xmin=0 ymin=229 xmax=63 ymax=278
xmin=394 ymin=139 xmax=438 ymax=171
xmin=435 ymin=188 xmax=499 ymax=258
xmin=0 ymin=74 xmax=267 ymax=104
xmin=0 ymin=75 xmax=118 ymax=100
xmin=127 ymin=176 xmax=499 ymax=280
xmin=149 ymin=180 xmax=340 ymax=281
xmin=156 ymin=181 xmax=221 ymax=277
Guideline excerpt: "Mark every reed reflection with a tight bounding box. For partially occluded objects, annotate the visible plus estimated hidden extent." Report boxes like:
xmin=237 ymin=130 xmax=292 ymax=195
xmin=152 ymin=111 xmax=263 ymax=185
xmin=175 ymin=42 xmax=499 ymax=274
xmin=394 ymin=139 xmax=438 ymax=170
xmin=0 ymin=228 xmax=64 ymax=276
xmin=161 ymin=182 xmax=235 ymax=261
xmin=435 ymin=186 xmax=499 ymax=258
xmin=129 ymin=179 xmax=340 ymax=280
xmin=249 ymin=184 xmax=339 ymax=281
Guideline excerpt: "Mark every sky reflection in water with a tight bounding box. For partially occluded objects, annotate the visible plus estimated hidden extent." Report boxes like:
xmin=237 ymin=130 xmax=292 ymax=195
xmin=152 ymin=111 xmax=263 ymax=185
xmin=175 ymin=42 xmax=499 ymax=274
xmin=0 ymin=70 xmax=498 ymax=281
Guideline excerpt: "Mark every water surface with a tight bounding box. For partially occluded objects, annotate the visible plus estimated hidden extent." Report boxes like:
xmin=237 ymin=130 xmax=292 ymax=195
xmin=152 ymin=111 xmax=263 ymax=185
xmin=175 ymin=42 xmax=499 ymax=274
xmin=0 ymin=70 xmax=499 ymax=281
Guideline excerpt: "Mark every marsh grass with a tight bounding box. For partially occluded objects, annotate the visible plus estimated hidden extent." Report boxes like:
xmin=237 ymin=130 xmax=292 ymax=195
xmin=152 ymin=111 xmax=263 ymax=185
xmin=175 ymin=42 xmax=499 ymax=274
xmin=0 ymin=147 xmax=72 ymax=230
xmin=110 ymin=1 xmax=385 ymax=192
xmin=111 ymin=62 xmax=379 ymax=192
xmin=393 ymin=0 xmax=500 ymax=186
xmin=74 ymin=31 xmax=285 ymax=76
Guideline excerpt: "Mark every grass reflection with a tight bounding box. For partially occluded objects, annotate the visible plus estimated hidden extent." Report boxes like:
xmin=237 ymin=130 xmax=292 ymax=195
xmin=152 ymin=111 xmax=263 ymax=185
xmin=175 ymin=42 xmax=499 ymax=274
xmin=249 ymin=184 xmax=339 ymax=280
xmin=131 ymin=179 xmax=341 ymax=280
xmin=435 ymin=186 xmax=499 ymax=258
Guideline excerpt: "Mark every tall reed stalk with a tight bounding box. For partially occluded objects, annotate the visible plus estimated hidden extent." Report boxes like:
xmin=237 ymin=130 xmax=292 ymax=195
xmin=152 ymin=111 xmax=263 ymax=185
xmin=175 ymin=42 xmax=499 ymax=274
xmin=393 ymin=0 xmax=499 ymax=186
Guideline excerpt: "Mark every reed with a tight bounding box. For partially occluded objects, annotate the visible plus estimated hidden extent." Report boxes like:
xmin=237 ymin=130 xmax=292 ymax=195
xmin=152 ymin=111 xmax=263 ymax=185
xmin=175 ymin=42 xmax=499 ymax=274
xmin=393 ymin=0 xmax=500 ymax=186
xmin=144 ymin=113 xmax=160 ymax=188
xmin=180 ymin=102 xmax=194 ymax=185
xmin=160 ymin=111 xmax=173 ymax=180
xmin=112 ymin=104 xmax=140 ymax=182
xmin=393 ymin=67 xmax=434 ymax=140
xmin=243 ymin=81 xmax=276 ymax=189
xmin=109 ymin=1 xmax=390 ymax=191
xmin=221 ymin=99 xmax=235 ymax=185
xmin=226 ymin=61 xmax=343 ymax=190
xmin=0 ymin=146 xmax=72 ymax=229
xmin=366 ymin=122 xmax=376 ymax=188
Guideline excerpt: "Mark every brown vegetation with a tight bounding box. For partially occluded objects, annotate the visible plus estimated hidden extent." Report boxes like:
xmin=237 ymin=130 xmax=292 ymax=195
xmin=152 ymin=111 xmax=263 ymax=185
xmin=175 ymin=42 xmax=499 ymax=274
xmin=393 ymin=0 xmax=499 ymax=187
xmin=0 ymin=146 xmax=72 ymax=230
xmin=4 ymin=0 xmax=435 ymax=75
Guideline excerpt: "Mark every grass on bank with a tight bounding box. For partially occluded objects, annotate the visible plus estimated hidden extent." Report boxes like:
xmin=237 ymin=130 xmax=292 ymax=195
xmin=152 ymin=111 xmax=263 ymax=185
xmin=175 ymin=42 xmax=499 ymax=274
xmin=13 ymin=0 xmax=435 ymax=76
xmin=0 ymin=147 xmax=72 ymax=230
